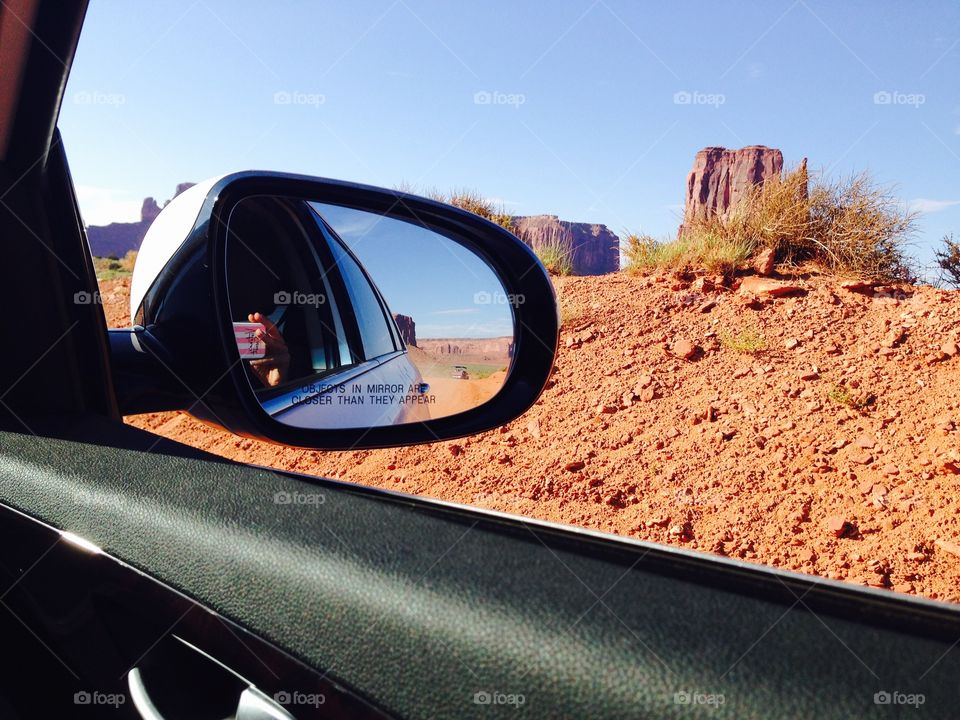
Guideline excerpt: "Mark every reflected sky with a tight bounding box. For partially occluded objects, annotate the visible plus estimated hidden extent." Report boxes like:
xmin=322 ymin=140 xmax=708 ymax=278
xmin=314 ymin=203 xmax=514 ymax=339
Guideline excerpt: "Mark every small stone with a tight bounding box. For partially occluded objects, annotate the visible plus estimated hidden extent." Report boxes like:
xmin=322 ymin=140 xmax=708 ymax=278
xmin=941 ymin=341 xmax=958 ymax=357
xmin=826 ymin=516 xmax=849 ymax=537
xmin=785 ymin=338 xmax=800 ymax=350
xmin=447 ymin=444 xmax=463 ymax=456
xmin=855 ymin=435 xmax=876 ymax=449
xmin=905 ymin=552 xmax=927 ymax=563
xmin=739 ymin=276 xmax=803 ymax=297
xmin=564 ymin=460 xmax=585 ymax=472
xmin=526 ymin=419 xmax=541 ymax=439
xmin=597 ymin=404 xmax=617 ymax=415
xmin=672 ymin=339 xmax=700 ymax=360
xmin=881 ymin=464 xmax=899 ymax=476
xmin=753 ymin=248 xmax=776 ymax=276
xmin=851 ymin=453 xmax=874 ymax=465
xmin=799 ymin=369 xmax=819 ymax=381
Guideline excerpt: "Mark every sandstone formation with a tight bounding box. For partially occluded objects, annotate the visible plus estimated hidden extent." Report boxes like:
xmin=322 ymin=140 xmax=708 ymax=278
xmin=87 ymin=183 xmax=195 ymax=258
xmin=682 ymin=145 xmax=783 ymax=227
xmin=393 ymin=314 xmax=417 ymax=347
xmin=417 ymin=337 xmax=514 ymax=360
xmin=511 ymin=215 xmax=619 ymax=275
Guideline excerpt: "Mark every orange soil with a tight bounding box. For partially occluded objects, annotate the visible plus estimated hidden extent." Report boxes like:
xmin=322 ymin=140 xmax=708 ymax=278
xmin=100 ymin=272 xmax=960 ymax=603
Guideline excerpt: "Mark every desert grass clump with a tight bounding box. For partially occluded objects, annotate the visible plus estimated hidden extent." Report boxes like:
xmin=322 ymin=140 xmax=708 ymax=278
xmin=394 ymin=183 xmax=514 ymax=231
xmin=534 ymin=233 xmax=574 ymax=276
xmin=718 ymin=323 xmax=766 ymax=353
xmin=827 ymin=384 xmax=871 ymax=410
xmin=623 ymin=230 xmax=754 ymax=276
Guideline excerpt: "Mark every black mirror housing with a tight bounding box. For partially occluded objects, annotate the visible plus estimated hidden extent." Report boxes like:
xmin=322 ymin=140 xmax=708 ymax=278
xmin=110 ymin=172 xmax=559 ymax=450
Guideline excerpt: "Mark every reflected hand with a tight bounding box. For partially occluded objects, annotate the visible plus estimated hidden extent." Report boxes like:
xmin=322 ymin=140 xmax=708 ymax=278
xmin=247 ymin=312 xmax=290 ymax=387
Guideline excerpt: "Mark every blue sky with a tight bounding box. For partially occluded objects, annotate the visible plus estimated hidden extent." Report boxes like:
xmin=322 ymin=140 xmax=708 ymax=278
xmin=60 ymin=0 xmax=960 ymax=272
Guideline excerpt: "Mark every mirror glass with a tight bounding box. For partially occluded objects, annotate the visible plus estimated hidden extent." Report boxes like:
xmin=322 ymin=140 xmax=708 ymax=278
xmin=224 ymin=196 xmax=516 ymax=429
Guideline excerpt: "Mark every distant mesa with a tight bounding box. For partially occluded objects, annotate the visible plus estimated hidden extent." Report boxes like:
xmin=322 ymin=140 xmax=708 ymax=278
xmin=86 ymin=182 xmax=195 ymax=257
xmin=87 ymin=183 xmax=622 ymax=277
xmin=417 ymin=337 xmax=514 ymax=360
xmin=511 ymin=215 xmax=619 ymax=275
xmin=393 ymin=313 xmax=417 ymax=347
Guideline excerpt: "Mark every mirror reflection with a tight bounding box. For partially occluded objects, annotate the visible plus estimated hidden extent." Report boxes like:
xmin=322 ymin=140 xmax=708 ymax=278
xmin=225 ymin=196 xmax=515 ymax=429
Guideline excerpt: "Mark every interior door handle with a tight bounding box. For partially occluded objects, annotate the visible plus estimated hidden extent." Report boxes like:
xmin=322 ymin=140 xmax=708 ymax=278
xmin=128 ymin=667 xmax=295 ymax=720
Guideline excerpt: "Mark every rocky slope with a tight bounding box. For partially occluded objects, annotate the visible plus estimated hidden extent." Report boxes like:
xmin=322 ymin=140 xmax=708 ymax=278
xmin=100 ymin=272 xmax=960 ymax=603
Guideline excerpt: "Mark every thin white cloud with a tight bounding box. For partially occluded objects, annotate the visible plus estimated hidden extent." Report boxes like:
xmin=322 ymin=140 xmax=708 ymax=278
xmin=75 ymin=185 xmax=142 ymax=226
xmin=430 ymin=308 xmax=479 ymax=316
xmin=908 ymin=198 xmax=960 ymax=214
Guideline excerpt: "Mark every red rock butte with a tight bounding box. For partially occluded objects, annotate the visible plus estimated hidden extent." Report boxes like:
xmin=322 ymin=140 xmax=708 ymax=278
xmin=683 ymin=145 xmax=786 ymax=227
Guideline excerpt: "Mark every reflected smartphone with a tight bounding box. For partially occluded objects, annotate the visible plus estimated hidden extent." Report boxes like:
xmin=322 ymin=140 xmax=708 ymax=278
xmin=233 ymin=321 xmax=266 ymax=359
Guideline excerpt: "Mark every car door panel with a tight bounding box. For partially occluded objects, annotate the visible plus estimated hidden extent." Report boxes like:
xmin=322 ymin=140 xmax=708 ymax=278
xmin=1 ymin=424 xmax=959 ymax=718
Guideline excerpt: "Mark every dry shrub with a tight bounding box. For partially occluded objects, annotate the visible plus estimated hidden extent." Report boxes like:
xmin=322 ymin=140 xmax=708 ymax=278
xmin=935 ymin=234 xmax=960 ymax=288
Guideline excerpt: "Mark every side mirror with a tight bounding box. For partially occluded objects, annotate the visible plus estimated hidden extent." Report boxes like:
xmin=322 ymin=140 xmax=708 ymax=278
xmin=109 ymin=172 xmax=558 ymax=450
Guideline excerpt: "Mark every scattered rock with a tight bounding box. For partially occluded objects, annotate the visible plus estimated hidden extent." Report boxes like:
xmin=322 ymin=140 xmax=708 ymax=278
xmin=826 ymin=516 xmax=850 ymax=538
xmin=564 ymin=460 xmax=586 ymax=472
xmin=839 ymin=279 xmax=874 ymax=291
xmin=942 ymin=341 xmax=958 ymax=358
xmin=672 ymin=338 xmax=700 ymax=360
xmin=935 ymin=539 xmax=960 ymax=559
xmin=753 ymin=248 xmax=776 ymax=276
xmin=739 ymin=276 xmax=804 ymax=297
